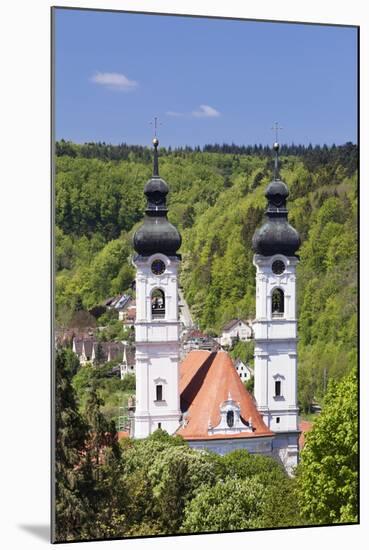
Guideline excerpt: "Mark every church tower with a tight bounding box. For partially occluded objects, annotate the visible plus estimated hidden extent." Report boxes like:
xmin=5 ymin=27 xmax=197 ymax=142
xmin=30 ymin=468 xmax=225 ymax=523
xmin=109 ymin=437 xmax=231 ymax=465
xmin=252 ymin=140 xmax=301 ymax=472
xmin=132 ymin=137 xmax=182 ymax=438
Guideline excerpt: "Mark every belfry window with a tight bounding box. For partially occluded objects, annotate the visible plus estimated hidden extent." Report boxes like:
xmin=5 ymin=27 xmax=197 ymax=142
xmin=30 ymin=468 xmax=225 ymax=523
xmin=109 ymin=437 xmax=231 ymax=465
xmin=151 ymin=288 xmax=165 ymax=318
xmin=275 ymin=380 xmax=281 ymax=397
xmin=226 ymin=410 xmax=234 ymax=428
xmin=272 ymin=288 xmax=284 ymax=317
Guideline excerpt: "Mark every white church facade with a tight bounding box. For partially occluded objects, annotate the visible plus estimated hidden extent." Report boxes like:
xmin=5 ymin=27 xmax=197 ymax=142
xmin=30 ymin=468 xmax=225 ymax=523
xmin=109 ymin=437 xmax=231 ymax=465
xmin=128 ymin=137 xmax=301 ymax=474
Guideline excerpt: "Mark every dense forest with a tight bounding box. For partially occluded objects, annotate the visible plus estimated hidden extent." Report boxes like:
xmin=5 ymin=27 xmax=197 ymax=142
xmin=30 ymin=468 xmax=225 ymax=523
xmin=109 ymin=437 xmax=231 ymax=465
xmin=55 ymin=140 xmax=358 ymax=411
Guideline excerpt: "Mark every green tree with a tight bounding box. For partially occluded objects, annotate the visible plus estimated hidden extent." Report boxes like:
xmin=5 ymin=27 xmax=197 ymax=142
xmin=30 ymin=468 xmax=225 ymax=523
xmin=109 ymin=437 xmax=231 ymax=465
xmin=296 ymin=369 xmax=358 ymax=524
xmin=217 ymin=450 xmax=301 ymax=528
xmin=79 ymin=383 xmax=125 ymax=539
xmin=147 ymin=445 xmax=220 ymax=533
xmin=121 ymin=430 xmax=188 ymax=535
xmin=244 ymin=375 xmax=254 ymax=394
xmin=181 ymin=477 xmax=266 ymax=532
xmin=230 ymin=340 xmax=254 ymax=364
xmin=54 ymin=349 xmax=89 ymax=541
xmin=83 ymin=383 xmax=118 ymax=471
xmin=59 ymin=347 xmax=81 ymax=378
xmin=218 ymin=448 xmax=285 ymax=481
xmin=94 ymin=342 xmax=105 ymax=366
xmin=121 ymin=373 xmax=135 ymax=391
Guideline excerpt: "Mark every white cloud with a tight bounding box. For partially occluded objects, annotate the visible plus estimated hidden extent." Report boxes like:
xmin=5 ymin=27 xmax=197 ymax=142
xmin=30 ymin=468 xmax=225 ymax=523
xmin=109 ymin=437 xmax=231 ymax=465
xmin=191 ymin=104 xmax=220 ymax=118
xmin=166 ymin=111 xmax=185 ymax=117
xmin=90 ymin=72 xmax=138 ymax=91
xmin=166 ymin=105 xmax=221 ymax=118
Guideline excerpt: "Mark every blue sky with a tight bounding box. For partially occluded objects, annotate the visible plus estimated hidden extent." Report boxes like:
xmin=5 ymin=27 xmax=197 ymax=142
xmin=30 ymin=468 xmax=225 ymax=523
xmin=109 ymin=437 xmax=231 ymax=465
xmin=55 ymin=8 xmax=357 ymax=147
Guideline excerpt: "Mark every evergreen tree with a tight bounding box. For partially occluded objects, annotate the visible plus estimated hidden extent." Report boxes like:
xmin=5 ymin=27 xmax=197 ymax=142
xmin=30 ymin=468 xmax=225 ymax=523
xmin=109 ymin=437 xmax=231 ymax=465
xmin=54 ymin=349 xmax=89 ymax=541
xmin=84 ymin=383 xmax=115 ymax=470
xmin=79 ymin=383 xmax=125 ymax=539
xmin=94 ymin=342 xmax=105 ymax=366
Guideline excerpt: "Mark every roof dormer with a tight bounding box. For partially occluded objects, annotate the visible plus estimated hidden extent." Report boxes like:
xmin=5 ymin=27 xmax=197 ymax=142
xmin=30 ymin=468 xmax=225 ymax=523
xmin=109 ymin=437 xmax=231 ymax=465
xmin=208 ymin=392 xmax=253 ymax=435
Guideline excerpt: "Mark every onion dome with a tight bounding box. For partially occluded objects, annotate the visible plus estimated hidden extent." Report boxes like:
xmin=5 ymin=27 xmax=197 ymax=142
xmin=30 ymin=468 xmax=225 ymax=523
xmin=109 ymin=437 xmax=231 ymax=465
xmin=252 ymin=142 xmax=300 ymax=257
xmin=133 ymin=137 xmax=182 ymax=257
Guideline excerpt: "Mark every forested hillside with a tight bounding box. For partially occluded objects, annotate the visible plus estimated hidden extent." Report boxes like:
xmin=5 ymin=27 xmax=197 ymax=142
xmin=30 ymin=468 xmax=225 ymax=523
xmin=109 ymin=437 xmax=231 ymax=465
xmin=55 ymin=141 xmax=357 ymax=408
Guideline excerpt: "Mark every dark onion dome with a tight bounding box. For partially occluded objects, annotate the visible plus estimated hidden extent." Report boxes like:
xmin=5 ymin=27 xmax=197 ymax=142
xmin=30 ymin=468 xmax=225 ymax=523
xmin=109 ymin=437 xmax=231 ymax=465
xmin=252 ymin=142 xmax=300 ymax=257
xmin=133 ymin=215 xmax=181 ymax=256
xmin=133 ymin=138 xmax=182 ymax=257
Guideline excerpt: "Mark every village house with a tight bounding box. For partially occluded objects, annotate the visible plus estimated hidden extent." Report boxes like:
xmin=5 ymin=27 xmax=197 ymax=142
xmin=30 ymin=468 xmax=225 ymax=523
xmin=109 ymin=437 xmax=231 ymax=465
xmin=117 ymin=343 xmax=136 ymax=379
xmin=104 ymin=294 xmax=133 ymax=321
xmin=234 ymin=358 xmax=254 ymax=382
xmin=55 ymin=327 xmax=95 ymax=348
xmin=219 ymin=319 xmax=254 ymax=347
xmin=181 ymin=328 xmax=220 ymax=354
xmin=121 ymin=301 xmax=136 ymax=327
xmin=72 ymin=336 xmax=95 ymax=364
xmin=72 ymin=337 xmax=136 ymax=377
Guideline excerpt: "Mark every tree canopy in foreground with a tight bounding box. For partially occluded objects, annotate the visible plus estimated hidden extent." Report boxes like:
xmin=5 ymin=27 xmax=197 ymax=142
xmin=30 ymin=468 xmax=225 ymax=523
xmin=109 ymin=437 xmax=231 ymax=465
xmin=296 ymin=369 xmax=358 ymax=524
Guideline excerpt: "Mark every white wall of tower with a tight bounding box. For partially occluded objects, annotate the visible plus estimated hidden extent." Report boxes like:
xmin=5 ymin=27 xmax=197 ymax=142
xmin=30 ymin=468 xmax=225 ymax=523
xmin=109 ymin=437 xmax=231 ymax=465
xmin=253 ymin=253 xmax=299 ymax=470
xmin=133 ymin=253 xmax=182 ymax=438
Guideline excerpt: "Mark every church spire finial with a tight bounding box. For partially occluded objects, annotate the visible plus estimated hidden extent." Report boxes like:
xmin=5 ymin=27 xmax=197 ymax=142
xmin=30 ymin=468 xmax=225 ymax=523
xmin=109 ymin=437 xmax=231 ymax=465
xmin=152 ymin=136 xmax=159 ymax=177
xmin=271 ymin=121 xmax=283 ymax=180
xmin=150 ymin=116 xmax=162 ymax=177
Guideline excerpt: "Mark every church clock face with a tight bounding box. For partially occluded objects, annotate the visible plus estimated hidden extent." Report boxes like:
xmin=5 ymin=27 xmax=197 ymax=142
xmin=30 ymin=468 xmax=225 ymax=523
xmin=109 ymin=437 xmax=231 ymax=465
xmin=151 ymin=259 xmax=166 ymax=275
xmin=272 ymin=260 xmax=285 ymax=275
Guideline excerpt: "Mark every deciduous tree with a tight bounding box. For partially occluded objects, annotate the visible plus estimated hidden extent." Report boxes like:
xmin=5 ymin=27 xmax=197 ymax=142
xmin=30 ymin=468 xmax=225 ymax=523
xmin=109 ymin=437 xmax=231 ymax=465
xmin=296 ymin=369 xmax=358 ymax=524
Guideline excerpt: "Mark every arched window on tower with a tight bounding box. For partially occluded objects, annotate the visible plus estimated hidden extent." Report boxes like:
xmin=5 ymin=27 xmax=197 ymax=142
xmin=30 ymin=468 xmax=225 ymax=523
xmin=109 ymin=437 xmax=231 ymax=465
xmin=272 ymin=288 xmax=284 ymax=317
xmin=151 ymin=288 xmax=165 ymax=319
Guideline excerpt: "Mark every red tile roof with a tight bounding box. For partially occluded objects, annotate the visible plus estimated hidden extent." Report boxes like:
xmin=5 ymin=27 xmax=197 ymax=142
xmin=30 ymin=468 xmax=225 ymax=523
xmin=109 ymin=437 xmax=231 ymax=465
xmin=117 ymin=430 xmax=130 ymax=440
xmin=177 ymin=350 xmax=273 ymax=441
xmin=299 ymin=420 xmax=313 ymax=449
